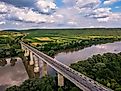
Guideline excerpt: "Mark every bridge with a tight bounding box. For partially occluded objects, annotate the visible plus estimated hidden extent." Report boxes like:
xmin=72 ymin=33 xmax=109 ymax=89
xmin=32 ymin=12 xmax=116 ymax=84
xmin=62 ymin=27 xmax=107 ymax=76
xmin=20 ymin=42 xmax=113 ymax=91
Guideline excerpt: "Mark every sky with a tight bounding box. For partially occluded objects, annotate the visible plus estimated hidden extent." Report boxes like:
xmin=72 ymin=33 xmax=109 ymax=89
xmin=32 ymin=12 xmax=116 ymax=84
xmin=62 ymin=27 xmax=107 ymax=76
xmin=0 ymin=0 xmax=121 ymax=29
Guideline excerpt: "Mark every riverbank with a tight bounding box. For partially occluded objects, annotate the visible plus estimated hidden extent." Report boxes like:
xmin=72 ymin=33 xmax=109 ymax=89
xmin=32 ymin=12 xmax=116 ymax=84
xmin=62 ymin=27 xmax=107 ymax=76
xmin=51 ymin=38 xmax=121 ymax=57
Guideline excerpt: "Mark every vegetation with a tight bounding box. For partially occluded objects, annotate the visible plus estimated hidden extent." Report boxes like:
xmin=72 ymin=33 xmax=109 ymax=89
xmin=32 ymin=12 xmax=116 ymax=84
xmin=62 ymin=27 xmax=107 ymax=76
xmin=23 ymin=28 xmax=121 ymax=56
xmin=0 ymin=31 xmax=24 ymax=58
xmin=6 ymin=76 xmax=55 ymax=91
xmin=71 ymin=52 xmax=121 ymax=91
xmin=2 ymin=29 xmax=121 ymax=91
xmin=6 ymin=76 xmax=80 ymax=91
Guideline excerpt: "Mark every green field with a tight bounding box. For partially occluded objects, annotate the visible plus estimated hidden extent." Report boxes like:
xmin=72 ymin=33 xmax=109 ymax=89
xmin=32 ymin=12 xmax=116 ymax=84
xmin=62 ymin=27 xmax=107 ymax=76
xmin=0 ymin=31 xmax=24 ymax=58
xmin=23 ymin=29 xmax=121 ymax=56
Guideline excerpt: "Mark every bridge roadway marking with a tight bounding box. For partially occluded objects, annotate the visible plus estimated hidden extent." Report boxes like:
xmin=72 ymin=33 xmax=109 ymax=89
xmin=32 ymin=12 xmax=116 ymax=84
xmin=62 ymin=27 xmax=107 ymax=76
xmin=21 ymin=42 xmax=113 ymax=91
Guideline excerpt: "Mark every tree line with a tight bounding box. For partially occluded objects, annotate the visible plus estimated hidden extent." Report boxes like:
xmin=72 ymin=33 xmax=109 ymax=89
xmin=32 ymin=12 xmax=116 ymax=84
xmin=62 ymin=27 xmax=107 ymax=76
xmin=30 ymin=37 xmax=121 ymax=56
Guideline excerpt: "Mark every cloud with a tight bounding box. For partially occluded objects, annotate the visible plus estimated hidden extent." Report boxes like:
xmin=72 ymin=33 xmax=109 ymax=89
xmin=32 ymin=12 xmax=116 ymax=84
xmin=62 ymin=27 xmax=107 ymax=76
xmin=103 ymin=0 xmax=120 ymax=5
xmin=62 ymin=0 xmax=101 ymax=8
xmin=35 ymin=0 xmax=56 ymax=14
xmin=76 ymin=0 xmax=101 ymax=8
xmin=0 ymin=21 xmax=5 ymax=25
xmin=0 ymin=2 xmax=56 ymax=23
xmin=0 ymin=0 xmax=121 ymax=29
xmin=89 ymin=7 xmax=121 ymax=22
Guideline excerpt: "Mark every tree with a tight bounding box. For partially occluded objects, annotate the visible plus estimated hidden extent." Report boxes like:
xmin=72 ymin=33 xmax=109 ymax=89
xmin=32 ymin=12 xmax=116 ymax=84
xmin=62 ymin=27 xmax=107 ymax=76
xmin=58 ymin=87 xmax=63 ymax=91
xmin=47 ymin=50 xmax=55 ymax=56
xmin=6 ymin=85 xmax=19 ymax=91
xmin=70 ymin=87 xmax=80 ymax=91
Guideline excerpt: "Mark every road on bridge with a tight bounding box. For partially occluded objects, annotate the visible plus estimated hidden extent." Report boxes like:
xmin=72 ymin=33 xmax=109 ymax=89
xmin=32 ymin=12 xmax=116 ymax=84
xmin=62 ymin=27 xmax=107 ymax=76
xmin=21 ymin=42 xmax=113 ymax=91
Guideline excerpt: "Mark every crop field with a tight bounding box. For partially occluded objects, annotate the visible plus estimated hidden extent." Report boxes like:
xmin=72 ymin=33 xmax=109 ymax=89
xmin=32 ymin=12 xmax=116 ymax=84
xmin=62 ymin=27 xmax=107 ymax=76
xmin=24 ymin=29 xmax=121 ymax=46
xmin=0 ymin=32 xmax=23 ymax=49
xmin=23 ymin=29 xmax=121 ymax=56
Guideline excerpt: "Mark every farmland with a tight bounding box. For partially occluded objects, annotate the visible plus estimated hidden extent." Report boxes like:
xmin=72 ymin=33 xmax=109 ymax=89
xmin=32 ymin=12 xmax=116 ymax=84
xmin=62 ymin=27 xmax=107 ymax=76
xmin=23 ymin=28 xmax=121 ymax=56
xmin=0 ymin=31 xmax=24 ymax=58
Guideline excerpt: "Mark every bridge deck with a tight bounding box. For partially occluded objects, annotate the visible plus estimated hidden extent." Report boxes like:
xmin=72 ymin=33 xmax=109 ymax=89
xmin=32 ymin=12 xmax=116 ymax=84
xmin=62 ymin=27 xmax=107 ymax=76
xmin=21 ymin=42 xmax=113 ymax=91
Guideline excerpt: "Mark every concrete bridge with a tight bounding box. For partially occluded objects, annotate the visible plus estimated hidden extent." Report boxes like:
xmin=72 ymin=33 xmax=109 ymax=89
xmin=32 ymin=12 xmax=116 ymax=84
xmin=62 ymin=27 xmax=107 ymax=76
xmin=20 ymin=42 xmax=113 ymax=91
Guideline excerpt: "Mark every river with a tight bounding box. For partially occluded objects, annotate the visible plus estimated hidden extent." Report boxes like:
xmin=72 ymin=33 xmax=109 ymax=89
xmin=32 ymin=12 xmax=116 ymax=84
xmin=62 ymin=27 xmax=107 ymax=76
xmin=48 ymin=41 xmax=121 ymax=75
xmin=55 ymin=41 xmax=121 ymax=65
xmin=0 ymin=58 xmax=28 ymax=91
xmin=0 ymin=41 xmax=121 ymax=90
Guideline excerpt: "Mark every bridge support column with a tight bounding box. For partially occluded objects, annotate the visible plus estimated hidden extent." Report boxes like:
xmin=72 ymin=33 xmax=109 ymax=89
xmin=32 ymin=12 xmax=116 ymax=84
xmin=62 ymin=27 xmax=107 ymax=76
xmin=58 ymin=73 xmax=64 ymax=87
xmin=29 ymin=51 xmax=34 ymax=65
xmin=42 ymin=62 xmax=47 ymax=76
xmin=24 ymin=49 xmax=29 ymax=57
xmin=21 ymin=44 xmax=24 ymax=50
xmin=34 ymin=56 xmax=39 ymax=73
xmin=26 ymin=50 xmax=30 ymax=56
xmin=24 ymin=49 xmax=27 ymax=57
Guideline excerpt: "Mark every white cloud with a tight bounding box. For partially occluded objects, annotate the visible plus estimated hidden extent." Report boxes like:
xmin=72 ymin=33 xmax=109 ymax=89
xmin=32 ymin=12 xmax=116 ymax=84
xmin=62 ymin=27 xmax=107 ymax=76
xmin=97 ymin=17 xmax=109 ymax=22
xmin=77 ymin=0 xmax=100 ymax=7
xmin=104 ymin=0 xmax=120 ymax=5
xmin=115 ymin=6 xmax=121 ymax=9
xmin=0 ymin=21 xmax=6 ymax=25
xmin=0 ymin=0 xmax=121 ymax=29
xmin=0 ymin=2 xmax=56 ymax=23
xmin=35 ymin=0 xmax=56 ymax=13
xmin=92 ymin=8 xmax=121 ymax=22
xmin=62 ymin=0 xmax=101 ymax=9
xmin=94 ymin=8 xmax=111 ymax=13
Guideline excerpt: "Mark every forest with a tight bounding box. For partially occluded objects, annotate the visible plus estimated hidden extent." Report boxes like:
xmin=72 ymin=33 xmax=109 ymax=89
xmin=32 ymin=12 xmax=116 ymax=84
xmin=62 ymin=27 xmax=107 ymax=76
xmin=71 ymin=52 xmax=121 ymax=91
xmin=6 ymin=76 xmax=80 ymax=91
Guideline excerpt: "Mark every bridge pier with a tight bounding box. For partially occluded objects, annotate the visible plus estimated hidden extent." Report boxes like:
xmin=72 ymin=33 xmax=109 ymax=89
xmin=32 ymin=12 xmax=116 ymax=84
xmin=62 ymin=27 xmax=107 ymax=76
xmin=24 ymin=49 xmax=27 ymax=57
xmin=26 ymin=50 xmax=30 ymax=56
xmin=42 ymin=62 xmax=47 ymax=76
xmin=23 ymin=48 xmax=29 ymax=57
xmin=21 ymin=44 xmax=24 ymax=50
xmin=34 ymin=56 xmax=40 ymax=73
xmin=29 ymin=51 xmax=34 ymax=65
xmin=58 ymin=73 xmax=64 ymax=87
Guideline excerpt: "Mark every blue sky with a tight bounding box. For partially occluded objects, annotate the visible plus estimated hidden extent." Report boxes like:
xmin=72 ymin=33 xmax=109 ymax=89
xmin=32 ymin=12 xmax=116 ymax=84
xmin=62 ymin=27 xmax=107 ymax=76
xmin=99 ymin=0 xmax=121 ymax=12
xmin=55 ymin=0 xmax=63 ymax=7
xmin=111 ymin=1 xmax=121 ymax=12
xmin=0 ymin=0 xmax=121 ymax=29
